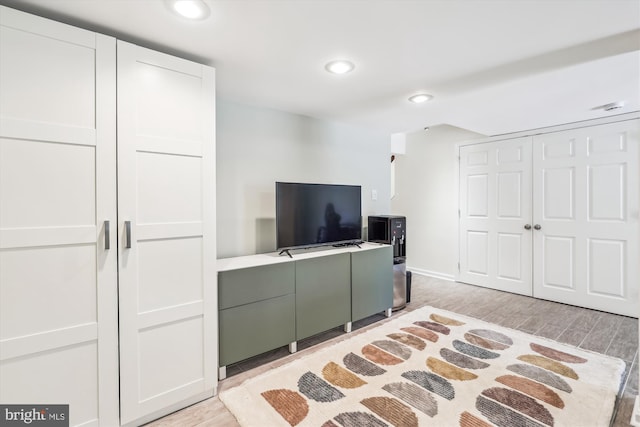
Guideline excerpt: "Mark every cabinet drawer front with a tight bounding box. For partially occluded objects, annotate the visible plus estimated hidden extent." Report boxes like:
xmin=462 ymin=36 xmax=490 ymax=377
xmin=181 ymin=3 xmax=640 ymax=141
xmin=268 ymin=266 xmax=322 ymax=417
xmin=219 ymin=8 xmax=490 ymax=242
xmin=219 ymin=294 xmax=295 ymax=366
xmin=352 ymin=246 xmax=393 ymax=321
xmin=219 ymin=262 xmax=295 ymax=309
xmin=295 ymin=253 xmax=351 ymax=340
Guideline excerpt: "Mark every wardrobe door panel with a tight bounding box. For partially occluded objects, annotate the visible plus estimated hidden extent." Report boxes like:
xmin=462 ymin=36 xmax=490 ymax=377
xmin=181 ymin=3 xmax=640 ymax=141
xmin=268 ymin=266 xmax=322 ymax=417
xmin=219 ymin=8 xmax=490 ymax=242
xmin=136 ymin=152 xmax=203 ymax=223
xmin=138 ymin=238 xmax=204 ymax=312
xmin=0 ymin=138 xmax=95 ymax=227
xmin=0 ymin=18 xmax=94 ymax=128
xmin=134 ymin=61 xmax=202 ymax=141
xmin=0 ymin=6 xmax=118 ymax=427
xmin=0 ymin=245 xmax=96 ymax=338
xmin=138 ymin=317 xmax=204 ymax=401
xmin=2 ymin=342 xmax=99 ymax=425
xmin=117 ymin=40 xmax=216 ymax=426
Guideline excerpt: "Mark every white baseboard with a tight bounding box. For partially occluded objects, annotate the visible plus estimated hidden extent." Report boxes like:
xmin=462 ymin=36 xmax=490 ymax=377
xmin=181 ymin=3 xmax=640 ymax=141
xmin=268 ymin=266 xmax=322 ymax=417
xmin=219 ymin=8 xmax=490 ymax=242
xmin=631 ymin=395 xmax=640 ymax=427
xmin=407 ymin=266 xmax=455 ymax=282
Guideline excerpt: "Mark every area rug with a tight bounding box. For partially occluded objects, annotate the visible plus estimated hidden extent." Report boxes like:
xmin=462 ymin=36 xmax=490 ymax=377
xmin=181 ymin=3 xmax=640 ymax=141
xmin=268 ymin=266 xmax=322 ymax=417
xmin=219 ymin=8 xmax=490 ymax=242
xmin=219 ymin=306 xmax=626 ymax=427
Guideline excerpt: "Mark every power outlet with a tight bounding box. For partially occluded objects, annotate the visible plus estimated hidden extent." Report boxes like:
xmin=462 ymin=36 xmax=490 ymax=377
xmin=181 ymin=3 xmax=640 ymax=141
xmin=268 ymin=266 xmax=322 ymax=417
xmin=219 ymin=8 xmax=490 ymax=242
xmin=371 ymin=189 xmax=378 ymax=200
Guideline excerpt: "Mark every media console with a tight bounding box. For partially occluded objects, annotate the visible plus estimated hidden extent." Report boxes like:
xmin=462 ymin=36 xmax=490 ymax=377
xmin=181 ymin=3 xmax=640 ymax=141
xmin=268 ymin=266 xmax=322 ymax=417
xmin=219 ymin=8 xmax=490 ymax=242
xmin=217 ymin=242 xmax=393 ymax=379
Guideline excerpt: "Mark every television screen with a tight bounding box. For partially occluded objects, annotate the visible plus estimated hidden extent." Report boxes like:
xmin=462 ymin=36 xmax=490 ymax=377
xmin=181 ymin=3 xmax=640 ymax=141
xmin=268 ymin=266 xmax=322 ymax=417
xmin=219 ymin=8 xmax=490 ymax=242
xmin=276 ymin=182 xmax=362 ymax=250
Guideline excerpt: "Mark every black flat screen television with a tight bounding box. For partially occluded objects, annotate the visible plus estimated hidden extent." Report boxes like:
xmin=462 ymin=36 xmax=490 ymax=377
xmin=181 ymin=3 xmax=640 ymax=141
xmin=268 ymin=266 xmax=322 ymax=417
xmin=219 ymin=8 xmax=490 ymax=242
xmin=276 ymin=182 xmax=362 ymax=251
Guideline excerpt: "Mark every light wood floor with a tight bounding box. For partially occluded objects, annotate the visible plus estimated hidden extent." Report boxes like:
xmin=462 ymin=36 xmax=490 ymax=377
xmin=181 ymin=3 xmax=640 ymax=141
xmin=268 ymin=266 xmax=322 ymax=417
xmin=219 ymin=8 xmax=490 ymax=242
xmin=146 ymin=274 xmax=639 ymax=427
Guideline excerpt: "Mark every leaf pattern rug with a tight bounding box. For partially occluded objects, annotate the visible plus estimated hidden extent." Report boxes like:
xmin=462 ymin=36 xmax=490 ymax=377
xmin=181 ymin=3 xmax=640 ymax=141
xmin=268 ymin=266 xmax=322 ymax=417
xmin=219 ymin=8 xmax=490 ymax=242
xmin=219 ymin=306 xmax=625 ymax=427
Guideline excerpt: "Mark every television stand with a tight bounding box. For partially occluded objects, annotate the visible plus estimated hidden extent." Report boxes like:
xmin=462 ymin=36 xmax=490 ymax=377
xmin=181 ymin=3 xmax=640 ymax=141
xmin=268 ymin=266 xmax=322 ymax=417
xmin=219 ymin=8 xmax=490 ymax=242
xmin=279 ymin=249 xmax=293 ymax=258
xmin=217 ymin=243 xmax=393 ymax=378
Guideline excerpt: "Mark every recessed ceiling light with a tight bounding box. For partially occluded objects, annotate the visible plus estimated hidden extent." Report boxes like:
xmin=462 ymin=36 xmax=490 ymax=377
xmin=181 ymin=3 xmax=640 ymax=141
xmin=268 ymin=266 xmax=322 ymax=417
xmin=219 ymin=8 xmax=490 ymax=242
xmin=168 ymin=0 xmax=210 ymax=20
xmin=325 ymin=60 xmax=355 ymax=75
xmin=409 ymin=93 xmax=433 ymax=103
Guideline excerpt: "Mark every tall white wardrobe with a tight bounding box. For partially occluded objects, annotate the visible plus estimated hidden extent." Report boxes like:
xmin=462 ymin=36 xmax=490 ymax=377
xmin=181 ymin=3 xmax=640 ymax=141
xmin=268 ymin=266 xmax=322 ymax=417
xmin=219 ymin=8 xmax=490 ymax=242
xmin=0 ymin=6 xmax=217 ymax=427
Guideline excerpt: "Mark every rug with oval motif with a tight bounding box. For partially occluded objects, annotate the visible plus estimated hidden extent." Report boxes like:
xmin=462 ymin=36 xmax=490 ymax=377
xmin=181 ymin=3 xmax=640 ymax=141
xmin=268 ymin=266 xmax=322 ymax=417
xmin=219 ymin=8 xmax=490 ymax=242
xmin=219 ymin=306 xmax=625 ymax=427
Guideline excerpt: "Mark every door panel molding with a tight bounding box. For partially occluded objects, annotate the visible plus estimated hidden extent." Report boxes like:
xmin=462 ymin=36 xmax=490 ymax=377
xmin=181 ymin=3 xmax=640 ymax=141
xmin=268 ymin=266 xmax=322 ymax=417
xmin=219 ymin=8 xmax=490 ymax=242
xmin=117 ymin=40 xmax=216 ymax=425
xmin=0 ymin=6 xmax=119 ymax=426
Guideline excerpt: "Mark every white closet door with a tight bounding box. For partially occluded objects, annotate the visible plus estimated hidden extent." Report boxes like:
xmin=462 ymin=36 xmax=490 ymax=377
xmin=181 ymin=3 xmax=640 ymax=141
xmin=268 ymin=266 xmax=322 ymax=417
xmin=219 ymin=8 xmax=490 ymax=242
xmin=459 ymin=138 xmax=533 ymax=296
xmin=117 ymin=41 xmax=217 ymax=425
xmin=533 ymin=120 xmax=639 ymax=317
xmin=0 ymin=7 xmax=118 ymax=427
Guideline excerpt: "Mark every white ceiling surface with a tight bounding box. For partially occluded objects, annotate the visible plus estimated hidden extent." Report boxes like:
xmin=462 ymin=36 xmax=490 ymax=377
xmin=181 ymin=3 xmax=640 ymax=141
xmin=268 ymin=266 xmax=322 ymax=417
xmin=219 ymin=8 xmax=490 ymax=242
xmin=3 ymin=0 xmax=639 ymax=136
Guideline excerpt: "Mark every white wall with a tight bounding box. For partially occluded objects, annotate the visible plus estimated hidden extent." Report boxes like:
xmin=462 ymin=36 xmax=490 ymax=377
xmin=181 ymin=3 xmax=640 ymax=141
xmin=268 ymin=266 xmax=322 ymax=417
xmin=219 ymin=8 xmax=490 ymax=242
xmin=391 ymin=125 xmax=484 ymax=279
xmin=217 ymin=99 xmax=391 ymax=258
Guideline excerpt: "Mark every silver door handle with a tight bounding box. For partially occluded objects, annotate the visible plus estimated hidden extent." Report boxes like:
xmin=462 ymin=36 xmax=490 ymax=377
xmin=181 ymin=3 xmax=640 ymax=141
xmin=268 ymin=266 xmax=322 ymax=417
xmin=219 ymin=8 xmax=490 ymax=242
xmin=524 ymin=224 xmax=531 ymax=230
xmin=104 ymin=220 xmax=111 ymax=250
xmin=125 ymin=221 xmax=132 ymax=249
xmin=534 ymin=224 xmax=541 ymax=230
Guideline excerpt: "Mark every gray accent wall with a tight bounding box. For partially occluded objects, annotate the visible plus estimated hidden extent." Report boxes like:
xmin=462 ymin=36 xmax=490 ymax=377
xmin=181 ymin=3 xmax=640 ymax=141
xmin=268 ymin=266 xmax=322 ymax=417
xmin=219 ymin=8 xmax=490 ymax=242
xmin=217 ymin=99 xmax=391 ymax=258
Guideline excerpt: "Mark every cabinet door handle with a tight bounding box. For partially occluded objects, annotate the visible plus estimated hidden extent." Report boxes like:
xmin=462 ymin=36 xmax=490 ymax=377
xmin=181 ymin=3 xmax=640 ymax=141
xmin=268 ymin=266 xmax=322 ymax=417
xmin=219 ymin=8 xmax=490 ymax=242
xmin=105 ymin=220 xmax=111 ymax=250
xmin=524 ymin=224 xmax=531 ymax=230
xmin=125 ymin=221 xmax=132 ymax=249
xmin=534 ymin=224 xmax=542 ymax=230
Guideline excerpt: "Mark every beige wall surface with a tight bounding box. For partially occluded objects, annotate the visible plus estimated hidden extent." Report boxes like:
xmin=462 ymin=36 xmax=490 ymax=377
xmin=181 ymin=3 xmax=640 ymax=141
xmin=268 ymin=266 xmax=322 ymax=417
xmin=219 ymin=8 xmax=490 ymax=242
xmin=391 ymin=125 xmax=484 ymax=278
xmin=217 ymin=99 xmax=391 ymax=258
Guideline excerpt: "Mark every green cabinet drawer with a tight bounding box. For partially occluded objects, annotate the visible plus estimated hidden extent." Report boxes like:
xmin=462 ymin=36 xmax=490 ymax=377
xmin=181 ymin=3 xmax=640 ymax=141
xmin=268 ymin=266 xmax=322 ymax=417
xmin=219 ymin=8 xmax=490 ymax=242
xmin=295 ymin=253 xmax=351 ymax=340
xmin=219 ymin=262 xmax=295 ymax=309
xmin=351 ymin=246 xmax=393 ymax=321
xmin=219 ymin=293 xmax=295 ymax=366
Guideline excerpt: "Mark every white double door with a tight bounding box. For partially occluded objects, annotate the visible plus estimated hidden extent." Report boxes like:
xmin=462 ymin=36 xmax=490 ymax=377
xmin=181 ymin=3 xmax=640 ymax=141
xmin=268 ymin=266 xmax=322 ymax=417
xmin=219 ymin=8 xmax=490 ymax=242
xmin=0 ymin=7 xmax=216 ymax=427
xmin=459 ymin=119 xmax=639 ymax=317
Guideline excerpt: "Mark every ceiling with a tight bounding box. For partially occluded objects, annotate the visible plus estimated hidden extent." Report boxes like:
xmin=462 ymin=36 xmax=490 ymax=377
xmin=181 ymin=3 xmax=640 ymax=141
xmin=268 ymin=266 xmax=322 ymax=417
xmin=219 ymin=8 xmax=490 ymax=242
xmin=2 ymin=0 xmax=639 ymax=136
